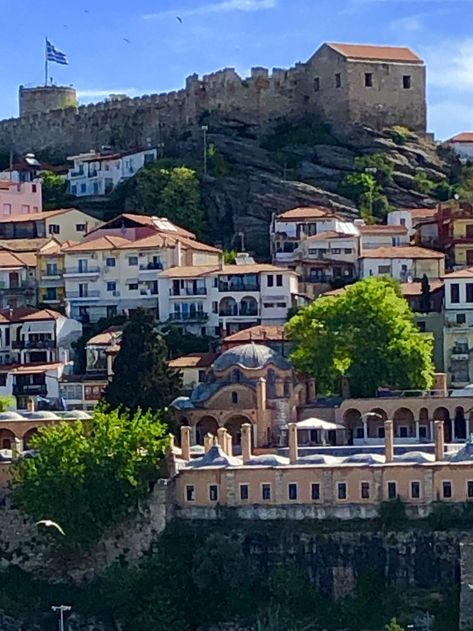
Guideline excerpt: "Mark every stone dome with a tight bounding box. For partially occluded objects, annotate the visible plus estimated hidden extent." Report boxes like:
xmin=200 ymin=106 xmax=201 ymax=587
xmin=62 ymin=411 xmax=93 ymax=420
xmin=28 ymin=411 xmax=61 ymax=420
xmin=213 ymin=343 xmax=291 ymax=372
xmin=0 ymin=412 xmax=26 ymax=421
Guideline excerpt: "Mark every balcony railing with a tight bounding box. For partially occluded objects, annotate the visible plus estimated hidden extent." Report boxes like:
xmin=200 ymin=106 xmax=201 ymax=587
xmin=12 ymin=339 xmax=55 ymax=350
xmin=64 ymin=266 xmax=100 ymax=275
xmin=139 ymin=262 xmax=163 ymax=271
xmin=219 ymin=308 xmax=259 ymax=317
xmin=170 ymin=287 xmax=207 ymax=297
xmin=13 ymin=383 xmax=47 ymax=396
xmin=218 ymin=282 xmax=259 ymax=292
xmin=67 ymin=290 xmax=101 ymax=299
xmin=169 ymin=312 xmax=208 ymax=322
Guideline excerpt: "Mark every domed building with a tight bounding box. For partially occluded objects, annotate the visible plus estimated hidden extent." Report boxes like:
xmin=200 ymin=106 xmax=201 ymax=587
xmin=171 ymin=343 xmax=303 ymax=449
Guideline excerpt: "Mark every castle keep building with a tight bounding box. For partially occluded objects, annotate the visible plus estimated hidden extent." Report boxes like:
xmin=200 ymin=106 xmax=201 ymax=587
xmin=0 ymin=42 xmax=426 ymax=156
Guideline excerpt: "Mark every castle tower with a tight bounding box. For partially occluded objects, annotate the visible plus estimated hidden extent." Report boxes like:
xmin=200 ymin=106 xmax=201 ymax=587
xmin=19 ymin=85 xmax=77 ymax=117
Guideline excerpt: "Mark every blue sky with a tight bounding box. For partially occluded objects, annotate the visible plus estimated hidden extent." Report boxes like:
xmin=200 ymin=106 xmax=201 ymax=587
xmin=1 ymin=0 xmax=472 ymax=138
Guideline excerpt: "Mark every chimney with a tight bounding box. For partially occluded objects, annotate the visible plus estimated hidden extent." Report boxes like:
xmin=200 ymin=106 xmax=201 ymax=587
xmin=204 ymin=433 xmax=214 ymax=454
xmin=176 ymin=240 xmax=183 ymax=267
xmin=241 ymin=423 xmax=252 ymax=464
xmin=217 ymin=427 xmax=228 ymax=453
xmin=11 ymin=437 xmax=22 ymax=461
xmin=26 ymin=397 xmax=35 ymax=413
xmin=225 ymin=432 xmax=233 ymax=457
xmin=434 ymin=420 xmax=445 ymax=461
xmin=180 ymin=425 xmax=191 ymax=461
xmin=288 ymin=422 xmax=298 ymax=464
xmin=384 ymin=420 xmax=394 ymax=464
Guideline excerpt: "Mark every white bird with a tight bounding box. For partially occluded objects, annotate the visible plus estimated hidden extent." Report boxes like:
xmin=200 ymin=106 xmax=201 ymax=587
xmin=35 ymin=520 xmax=65 ymax=536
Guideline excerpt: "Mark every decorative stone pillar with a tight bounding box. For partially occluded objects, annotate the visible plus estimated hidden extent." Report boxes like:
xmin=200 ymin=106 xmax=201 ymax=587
xmin=11 ymin=438 xmax=23 ymax=461
xmin=362 ymin=418 xmax=368 ymax=443
xmin=225 ymin=432 xmax=233 ymax=457
xmin=434 ymin=420 xmax=445 ymax=461
xmin=180 ymin=426 xmax=191 ymax=461
xmin=415 ymin=420 xmax=420 ymax=442
xmin=466 ymin=417 xmax=471 ymax=442
xmin=451 ymin=418 xmax=456 ymax=443
xmin=217 ymin=427 xmax=227 ymax=453
xmin=204 ymin=433 xmax=213 ymax=454
xmin=256 ymin=377 xmax=267 ymax=411
xmin=288 ymin=422 xmax=298 ymax=464
xmin=430 ymin=420 xmax=434 ymax=442
xmin=241 ymin=423 xmax=252 ymax=464
xmin=384 ymin=420 xmax=394 ymax=463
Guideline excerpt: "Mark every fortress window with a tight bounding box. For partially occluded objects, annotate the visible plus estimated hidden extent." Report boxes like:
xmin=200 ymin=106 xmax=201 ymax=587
xmin=311 ymin=483 xmax=320 ymax=500
xmin=442 ymin=481 xmax=452 ymax=499
xmin=411 ymin=481 xmax=421 ymax=499
xmin=361 ymin=482 xmax=370 ymax=499
xmin=335 ymin=73 xmax=341 ymax=88
xmin=231 ymin=391 xmax=238 ymax=404
xmin=288 ymin=483 xmax=298 ymax=501
xmin=365 ymin=73 xmax=373 ymax=87
xmin=337 ymin=482 xmax=347 ymax=500
xmin=403 ymin=75 xmax=412 ymax=89
xmin=240 ymin=484 xmax=249 ymax=500
xmin=262 ymin=483 xmax=272 ymax=500
xmin=185 ymin=485 xmax=195 ymax=502
xmin=387 ymin=481 xmax=397 ymax=499
xmin=209 ymin=485 xmax=218 ymax=501
xmin=314 ymin=77 xmax=320 ymax=92
xmin=468 ymin=481 xmax=473 ymax=498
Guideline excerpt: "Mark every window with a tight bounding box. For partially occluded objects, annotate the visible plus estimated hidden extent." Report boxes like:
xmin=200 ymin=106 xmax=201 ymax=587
xmin=467 ymin=283 xmax=473 ymax=303
xmin=32 ymin=184 xmax=37 ymax=193
xmin=21 ymin=204 xmax=30 ymax=214
xmin=378 ymin=265 xmax=390 ymax=274
xmin=71 ymin=185 xmax=77 ymax=196
xmin=46 ymin=287 xmax=57 ymax=301
xmin=198 ymin=369 xmax=206 ymax=383
xmin=335 ymin=73 xmax=341 ymax=88
xmin=185 ymin=485 xmax=195 ymax=502
xmin=128 ymin=256 xmax=138 ymax=266
xmin=344 ymin=248 xmax=352 ymax=254
xmin=361 ymin=482 xmax=370 ymax=499
xmin=106 ymin=257 xmax=116 ymax=267
xmin=378 ymin=426 xmax=385 ymax=439
xmin=451 ymin=283 xmax=460 ymax=303
xmin=365 ymin=72 xmax=373 ymax=87
xmin=403 ymin=75 xmax=411 ymax=89
xmin=212 ymin=301 xmax=218 ymax=314
xmin=128 ymin=283 xmax=138 ymax=291
xmin=46 ymin=262 xmax=58 ymax=276
xmin=288 ymin=483 xmax=298 ymax=501
xmin=387 ymin=482 xmax=397 ymax=499
xmin=107 ymin=282 xmax=117 ymax=292
xmin=262 ymin=483 xmax=271 ymax=500
xmin=49 ymin=224 xmax=60 ymax=234
xmin=399 ymin=426 xmax=408 ymax=438
xmin=209 ymin=485 xmax=218 ymax=501
xmin=2 ymin=203 xmax=11 ymax=215
xmin=417 ymin=321 xmax=426 ymax=332
xmin=457 ymin=313 xmax=466 ymax=325
xmin=240 ymin=484 xmax=249 ymax=500
xmin=80 ymin=183 xmax=87 ymax=193
xmin=442 ymin=481 xmax=452 ymax=499
xmin=332 ymin=248 xmax=341 ymax=254
xmin=411 ymin=481 xmax=420 ymax=499
xmin=311 ymin=483 xmax=320 ymax=500
xmin=337 ymin=482 xmax=347 ymax=500
xmin=468 ymin=481 xmax=473 ymax=498
xmin=76 ymin=224 xmax=86 ymax=232
xmin=267 ymin=275 xmax=274 ymax=287
xmin=231 ymin=391 xmax=238 ymax=404
xmin=276 ymin=274 xmax=283 ymax=287
xmin=314 ymin=77 xmax=320 ymax=91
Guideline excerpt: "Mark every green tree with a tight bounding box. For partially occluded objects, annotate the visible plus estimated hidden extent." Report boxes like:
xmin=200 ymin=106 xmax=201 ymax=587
xmin=385 ymin=618 xmax=404 ymax=631
xmin=128 ymin=163 xmax=205 ymax=236
xmin=286 ymin=277 xmax=434 ymax=397
xmin=41 ymin=171 xmax=70 ymax=210
xmin=163 ymin=324 xmax=212 ymax=359
xmin=103 ymin=309 xmax=182 ymax=414
xmin=12 ymin=407 xmax=170 ymax=545
xmin=354 ymin=153 xmax=394 ymax=186
xmin=339 ymin=172 xmax=378 ymax=204
xmin=414 ymin=171 xmax=435 ymax=195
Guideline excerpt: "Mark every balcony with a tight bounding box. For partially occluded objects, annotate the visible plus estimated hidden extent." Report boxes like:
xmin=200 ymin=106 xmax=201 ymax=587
xmin=219 ymin=308 xmax=259 ymax=318
xmin=12 ymin=339 xmax=56 ymax=350
xmin=170 ymin=287 xmax=207 ymax=297
xmin=139 ymin=262 xmax=163 ymax=272
xmin=169 ymin=312 xmax=208 ymax=323
xmin=218 ymin=282 xmax=259 ymax=293
xmin=67 ymin=290 xmax=101 ymax=300
xmin=13 ymin=383 xmax=47 ymax=396
xmin=0 ymin=282 xmax=35 ymax=293
xmin=69 ymin=168 xmax=85 ymax=178
xmin=63 ymin=266 xmax=100 ymax=278
xmin=451 ymin=345 xmax=470 ymax=360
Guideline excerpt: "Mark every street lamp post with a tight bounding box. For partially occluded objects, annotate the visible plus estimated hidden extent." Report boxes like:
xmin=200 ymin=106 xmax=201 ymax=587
xmin=201 ymin=125 xmax=209 ymax=177
xmin=52 ymin=605 xmax=71 ymax=631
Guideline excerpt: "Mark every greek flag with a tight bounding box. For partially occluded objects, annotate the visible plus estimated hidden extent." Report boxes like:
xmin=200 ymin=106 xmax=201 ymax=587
xmin=46 ymin=40 xmax=68 ymax=65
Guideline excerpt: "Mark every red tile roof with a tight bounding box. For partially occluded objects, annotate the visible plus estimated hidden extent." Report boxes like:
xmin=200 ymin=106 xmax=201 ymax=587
xmin=443 ymin=267 xmax=473 ymax=280
xmin=328 ymin=43 xmax=423 ymax=64
xmin=305 ymin=231 xmax=357 ymax=241
xmin=0 ymin=307 xmax=62 ymax=323
xmin=399 ymin=280 xmax=444 ymax=296
xmin=223 ymin=325 xmax=286 ymax=344
xmin=276 ymin=207 xmax=339 ymax=222
xmin=169 ymin=352 xmax=219 ymax=369
xmin=447 ymin=133 xmax=473 ymax=144
xmin=359 ymin=225 xmax=408 ymax=235
xmin=360 ymin=246 xmax=444 ymax=259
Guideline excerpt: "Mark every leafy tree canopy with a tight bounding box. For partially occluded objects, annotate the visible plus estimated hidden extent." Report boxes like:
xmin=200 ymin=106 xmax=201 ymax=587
xmin=41 ymin=171 xmax=70 ymax=210
xmin=286 ymin=277 xmax=434 ymax=397
xmin=354 ymin=153 xmax=394 ymax=186
xmin=12 ymin=407 xmax=169 ymax=545
xmin=102 ymin=309 xmax=182 ymax=414
xmin=162 ymin=324 xmax=212 ymax=359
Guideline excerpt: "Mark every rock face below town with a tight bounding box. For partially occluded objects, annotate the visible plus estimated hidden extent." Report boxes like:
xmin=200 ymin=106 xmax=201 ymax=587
xmin=183 ymin=120 xmax=455 ymax=256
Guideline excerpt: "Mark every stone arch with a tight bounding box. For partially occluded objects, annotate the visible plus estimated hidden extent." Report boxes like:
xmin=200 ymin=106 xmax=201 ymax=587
xmin=239 ymin=296 xmax=258 ymax=316
xmin=196 ymin=416 xmax=219 ymax=445
xmin=370 ymin=408 xmax=388 ymax=421
xmin=224 ymin=415 xmax=253 ymax=446
xmin=0 ymin=428 xmax=15 ymax=450
xmin=368 ymin=408 xmax=387 ymax=439
xmin=455 ymin=406 xmax=467 ymax=441
xmin=419 ymin=407 xmax=429 ymax=422
xmin=393 ymin=407 xmax=415 ymax=439
xmin=343 ymin=408 xmax=361 ymax=445
xmin=219 ymin=296 xmax=238 ymax=317
xmin=23 ymin=428 xmax=38 ymax=450
xmin=433 ymin=407 xmax=452 ymax=442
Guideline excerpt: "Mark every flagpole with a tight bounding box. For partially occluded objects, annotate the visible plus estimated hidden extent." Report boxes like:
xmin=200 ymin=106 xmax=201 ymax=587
xmin=44 ymin=37 xmax=48 ymax=86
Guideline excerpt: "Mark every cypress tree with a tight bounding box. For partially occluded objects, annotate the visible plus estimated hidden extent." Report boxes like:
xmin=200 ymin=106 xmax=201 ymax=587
xmin=103 ymin=309 xmax=182 ymax=413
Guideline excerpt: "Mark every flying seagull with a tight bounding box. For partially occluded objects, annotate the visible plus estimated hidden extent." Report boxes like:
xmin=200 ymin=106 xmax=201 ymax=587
xmin=123 ymin=38 xmax=131 ymax=44
xmin=35 ymin=520 xmax=65 ymax=536
xmin=176 ymin=16 xmax=183 ymax=23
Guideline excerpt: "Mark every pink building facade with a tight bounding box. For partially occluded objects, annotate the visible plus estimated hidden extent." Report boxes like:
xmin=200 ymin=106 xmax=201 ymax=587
xmin=0 ymin=180 xmax=42 ymax=217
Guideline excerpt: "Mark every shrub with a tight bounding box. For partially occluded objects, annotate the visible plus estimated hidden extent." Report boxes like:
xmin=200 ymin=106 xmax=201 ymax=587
xmin=378 ymin=498 xmax=408 ymax=530
xmin=414 ymin=171 xmax=435 ymax=194
xmin=354 ymin=153 xmax=394 ymax=186
xmin=338 ymin=172 xmax=377 ymax=203
xmin=262 ymin=121 xmax=336 ymax=150
xmin=389 ymin=125 xmax=411 ymax=145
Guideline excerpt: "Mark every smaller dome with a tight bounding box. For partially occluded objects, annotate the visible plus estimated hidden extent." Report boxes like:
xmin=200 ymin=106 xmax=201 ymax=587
xmin=343 ymin=453 xmax=385 ymax=465
xmin=189 ymin=445 xmax=242 ymax=468
xmin=297 ymin=454 xmax=339 ymax=465
xmin=246 ymin=454 xmax=290 ymax=466
xmin=396 ymin=451 xmax=435 ymax=464
xmin=0 ymin=412 xmax=26 ymax=421
xmin=28 ymin=411 xmax=61 ymax=420
xmin=171 ymin=396 xmax=195 ymax=410
xmin=62 ymin=411 xmax=93 ymax=420
xmin=213 ymin=343 xmax=291 ymax=372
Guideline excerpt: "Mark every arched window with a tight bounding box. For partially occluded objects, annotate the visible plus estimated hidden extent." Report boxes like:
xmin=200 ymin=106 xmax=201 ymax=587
xmin=232 ymin=369 xmax=241 ymax=383
xmin=232 ymin=391 xmax=239 ymax=404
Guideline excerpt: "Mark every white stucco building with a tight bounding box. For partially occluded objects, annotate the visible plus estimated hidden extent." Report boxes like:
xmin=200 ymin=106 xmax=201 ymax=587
xmin=446 ymin=133 xmax=473 ymax=162
xmin=359 ymin=246 xmax=445 ymax=282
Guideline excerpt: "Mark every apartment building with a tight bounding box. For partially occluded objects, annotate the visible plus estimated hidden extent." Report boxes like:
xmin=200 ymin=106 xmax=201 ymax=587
xmin=67 ymin=147 xmax=157 ymax=197
xmin=158 ymin=264 xmax=299 ymax=337
xmin=0 ymin=179 xmax=42 ymax=216
xmin=0 ymin=250 xmax=36 ymax=308
xmin=0 ymin=307 xmax=82 ymax=409
xmin=36 ymin=237 xmax=71 ymax=309
xmin=358 ymin=224 xmax=409 ymax=249
xmin=63 ymin=215 xmax=221 ymax=323
xmin=0 ymin=208 xmax=101 ymax=243
xmin=443 ymin=267 xmax=473 ymax=386
xmin=359 ymin=246 xmax=445 ymax=281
